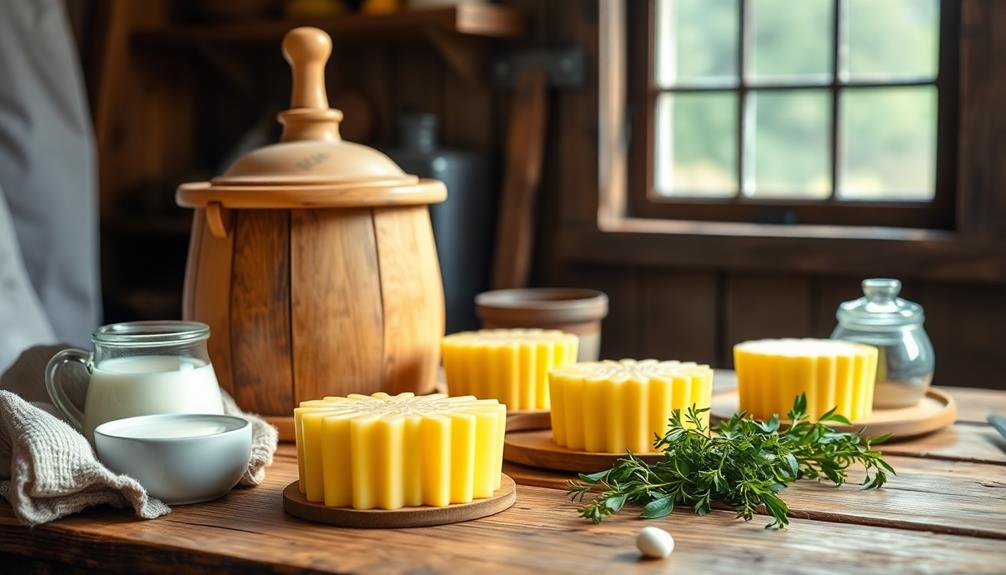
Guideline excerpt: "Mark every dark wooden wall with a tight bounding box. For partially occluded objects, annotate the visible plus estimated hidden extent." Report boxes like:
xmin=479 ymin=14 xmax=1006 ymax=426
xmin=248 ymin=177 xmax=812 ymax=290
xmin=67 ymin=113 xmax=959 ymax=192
xmin=536 ymin=266 xmax=1006 ymax=390
xmin=522 ymin=0 xmax=1006 ymax=390
xmin=330 ymin=44 xmax=496 ymax=157
xmin=89 ymin=1 xmax=500 ymax=320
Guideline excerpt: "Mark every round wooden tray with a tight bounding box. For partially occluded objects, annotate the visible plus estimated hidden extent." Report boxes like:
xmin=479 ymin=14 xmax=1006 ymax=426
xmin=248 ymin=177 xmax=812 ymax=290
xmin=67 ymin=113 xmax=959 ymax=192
xmin=710 ymin=387 xmax=957 ymax=440
xmin=503 ymin=430 xmax=664 ymax=473
xmin=283 ymin=474 xmax=517 ymax=528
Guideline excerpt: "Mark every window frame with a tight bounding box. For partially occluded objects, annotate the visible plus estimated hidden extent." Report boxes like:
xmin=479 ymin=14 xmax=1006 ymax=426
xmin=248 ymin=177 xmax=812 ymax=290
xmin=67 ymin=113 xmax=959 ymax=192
xmin=552 ymin=0 xmax=1006 ymax=283
xmin=626 ymin=0 xmax=961 ymax=229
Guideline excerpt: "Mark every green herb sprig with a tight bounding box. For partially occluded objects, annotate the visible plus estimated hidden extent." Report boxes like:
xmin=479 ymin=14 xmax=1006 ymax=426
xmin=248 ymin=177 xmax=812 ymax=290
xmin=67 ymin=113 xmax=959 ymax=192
xmin=566 ymin=394 xmax=894 ymax=529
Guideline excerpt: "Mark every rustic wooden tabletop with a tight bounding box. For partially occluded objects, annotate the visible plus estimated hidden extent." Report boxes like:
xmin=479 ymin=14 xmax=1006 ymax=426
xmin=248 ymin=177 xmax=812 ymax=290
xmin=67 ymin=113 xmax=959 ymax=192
xmin=2 ymin=377 xmax=1005 ymax=574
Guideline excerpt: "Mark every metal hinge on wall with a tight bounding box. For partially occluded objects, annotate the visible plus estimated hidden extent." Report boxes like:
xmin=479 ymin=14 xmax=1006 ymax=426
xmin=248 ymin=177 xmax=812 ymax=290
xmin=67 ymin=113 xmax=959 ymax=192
xmin=492 ymin=48 xmax=585 ymax=88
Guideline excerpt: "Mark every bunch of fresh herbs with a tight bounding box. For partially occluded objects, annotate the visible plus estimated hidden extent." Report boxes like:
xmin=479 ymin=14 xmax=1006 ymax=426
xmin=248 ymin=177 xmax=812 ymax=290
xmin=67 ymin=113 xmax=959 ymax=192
xmin=566 ymin=394 xmax=894 ymax=529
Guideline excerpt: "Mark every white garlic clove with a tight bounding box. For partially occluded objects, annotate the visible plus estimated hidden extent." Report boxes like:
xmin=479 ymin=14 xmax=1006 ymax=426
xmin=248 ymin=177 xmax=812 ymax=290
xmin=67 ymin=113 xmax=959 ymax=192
xmin=636 ymin=526 xmax=675 ymax=559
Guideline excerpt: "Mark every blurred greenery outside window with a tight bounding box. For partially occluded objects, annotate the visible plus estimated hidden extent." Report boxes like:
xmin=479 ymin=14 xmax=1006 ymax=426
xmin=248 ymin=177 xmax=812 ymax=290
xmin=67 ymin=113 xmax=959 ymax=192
xmin=648 ymin=0 xmax=947 ymax=220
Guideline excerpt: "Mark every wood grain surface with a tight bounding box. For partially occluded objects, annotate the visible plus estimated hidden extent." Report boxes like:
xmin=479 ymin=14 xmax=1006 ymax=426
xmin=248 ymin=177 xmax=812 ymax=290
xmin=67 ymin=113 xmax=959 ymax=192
xmin=229 ymin=210 xmax=295 ymax=415
xmin=724 ymin=274 xmax=813 ymax=350
xmin=1 ymin=387 xmax=1004 ymax=573
xmin=880 ymin=423 xmax=1006 ymax=465
xmin=373 ymin=207 xmax=444 ymax=395
xmin=1 ymin=440 xmax=1004 ymax=574
xmin=638 ymin=271 xmax=719 ymax=365
xmin=182 ymin=209 xmax=236 ymax=396
xmin=290 ymin=208 xmax=385 ymax=399
xmin=508 ymin=453 xmax=1006 ymax=540
xmin=949 ymin=386 xmax=1006 ymax=422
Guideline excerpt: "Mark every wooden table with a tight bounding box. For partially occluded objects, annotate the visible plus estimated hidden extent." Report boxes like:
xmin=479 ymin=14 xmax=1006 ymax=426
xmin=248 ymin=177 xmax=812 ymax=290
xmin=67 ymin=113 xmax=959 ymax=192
xmin=3 ymin=381 xmax=1006 ymax=574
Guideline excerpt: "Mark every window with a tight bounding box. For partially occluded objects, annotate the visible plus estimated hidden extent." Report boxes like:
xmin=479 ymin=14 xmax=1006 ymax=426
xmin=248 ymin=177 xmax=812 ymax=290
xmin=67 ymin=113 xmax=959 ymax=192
xmin=627 ymin=0 xmax=959 ymax=228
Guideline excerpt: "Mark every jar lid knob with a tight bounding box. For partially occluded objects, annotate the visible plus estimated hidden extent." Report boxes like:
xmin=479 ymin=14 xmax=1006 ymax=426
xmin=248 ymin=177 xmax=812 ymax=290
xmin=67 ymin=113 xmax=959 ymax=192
xmin=278 ymin=27 xmax=342 ymax=142
xmin=862 ymin=278 xmax=901 ymax=303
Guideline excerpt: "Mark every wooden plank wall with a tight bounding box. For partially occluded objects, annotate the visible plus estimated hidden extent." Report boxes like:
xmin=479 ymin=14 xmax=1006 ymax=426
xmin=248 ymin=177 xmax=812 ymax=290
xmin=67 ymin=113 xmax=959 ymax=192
xmin=329 ymin=43 xmax=494 ymax=157
xmin=537 ymin=265 xmax=1006 ymax=390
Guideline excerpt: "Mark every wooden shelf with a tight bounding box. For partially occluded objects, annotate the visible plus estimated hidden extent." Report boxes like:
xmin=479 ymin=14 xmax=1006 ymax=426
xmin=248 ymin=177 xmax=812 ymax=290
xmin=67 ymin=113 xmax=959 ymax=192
xmin=132 ymin=5 xmax=525 ymax=46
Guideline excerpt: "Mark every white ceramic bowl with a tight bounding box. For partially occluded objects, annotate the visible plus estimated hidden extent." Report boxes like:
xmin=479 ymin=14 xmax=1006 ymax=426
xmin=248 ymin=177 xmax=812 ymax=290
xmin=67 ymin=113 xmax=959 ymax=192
xmin=94 ymin=413 xmax=251 ymax=505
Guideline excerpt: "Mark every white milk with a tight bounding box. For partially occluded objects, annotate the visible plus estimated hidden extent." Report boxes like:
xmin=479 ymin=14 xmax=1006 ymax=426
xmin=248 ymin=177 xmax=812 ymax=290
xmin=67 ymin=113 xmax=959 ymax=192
xmin=84 ymin=356 xmax=223 ymax=441
xmin=111 ymin=418 xmax=232 ymax=439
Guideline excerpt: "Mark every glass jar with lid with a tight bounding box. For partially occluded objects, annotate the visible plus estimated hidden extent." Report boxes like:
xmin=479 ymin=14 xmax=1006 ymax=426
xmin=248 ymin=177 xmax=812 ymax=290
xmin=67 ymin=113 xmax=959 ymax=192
xmin=831 ymin=278 xmax=934 ymax=408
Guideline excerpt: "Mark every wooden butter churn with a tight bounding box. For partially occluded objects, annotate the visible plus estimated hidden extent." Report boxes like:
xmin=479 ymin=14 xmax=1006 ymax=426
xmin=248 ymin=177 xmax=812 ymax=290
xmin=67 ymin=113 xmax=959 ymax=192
xmin=176 ymin=28 xmax=446 ymax=431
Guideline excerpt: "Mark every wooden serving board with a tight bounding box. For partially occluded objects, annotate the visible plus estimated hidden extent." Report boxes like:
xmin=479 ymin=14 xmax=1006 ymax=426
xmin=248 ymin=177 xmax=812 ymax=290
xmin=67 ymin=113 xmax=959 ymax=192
xmin=282 ymin=474 xmax=517 ymax=528
xmin=710 ymin=387 xmax=958 ymax=440
xmin=503 ymin=430 xmax=663 ymax=473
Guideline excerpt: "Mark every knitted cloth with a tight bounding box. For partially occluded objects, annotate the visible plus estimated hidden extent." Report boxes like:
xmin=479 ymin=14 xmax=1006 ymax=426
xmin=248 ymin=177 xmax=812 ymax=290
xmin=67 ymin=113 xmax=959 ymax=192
xmin=0 ymin=346 xmax=278 ymax=526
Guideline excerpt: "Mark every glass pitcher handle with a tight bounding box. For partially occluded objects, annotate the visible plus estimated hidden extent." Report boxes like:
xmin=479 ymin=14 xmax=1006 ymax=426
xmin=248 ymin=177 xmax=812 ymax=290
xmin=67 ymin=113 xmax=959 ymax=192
xmin=44 ymin=348 xmax=91 ymax=432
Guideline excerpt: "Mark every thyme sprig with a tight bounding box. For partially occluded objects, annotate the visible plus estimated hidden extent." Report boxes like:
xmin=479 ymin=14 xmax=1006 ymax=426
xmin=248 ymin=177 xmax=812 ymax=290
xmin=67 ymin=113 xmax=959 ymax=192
xmin=566 ymin=394 xmax=894 ymax=529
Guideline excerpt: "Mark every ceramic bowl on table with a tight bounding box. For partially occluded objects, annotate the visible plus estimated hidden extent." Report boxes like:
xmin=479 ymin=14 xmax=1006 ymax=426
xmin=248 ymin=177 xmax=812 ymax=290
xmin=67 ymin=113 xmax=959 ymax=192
xmin=475 ymin=288 xmax=609 ymax=361
xmin=95 ymin=414 xmax=251 ymax=505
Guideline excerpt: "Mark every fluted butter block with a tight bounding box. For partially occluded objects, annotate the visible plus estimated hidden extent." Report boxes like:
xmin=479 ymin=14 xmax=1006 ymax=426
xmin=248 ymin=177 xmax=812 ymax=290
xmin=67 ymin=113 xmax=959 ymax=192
xmin=441 ymin=329 xmax=578 ymax=411
xmin=549 ymin=359 xmax=714 ymax=454
xmin=294 ymin=392 xmax=506 ymax=509
xmin=734 ymin=338 xmax=878 ymax=422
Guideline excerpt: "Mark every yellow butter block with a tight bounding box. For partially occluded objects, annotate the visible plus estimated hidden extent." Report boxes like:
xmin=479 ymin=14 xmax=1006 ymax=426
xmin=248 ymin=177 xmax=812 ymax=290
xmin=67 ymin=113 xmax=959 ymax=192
xmin=549 ymin=359 xmax=714 ymax=454
xmin=294 ymin=392 xmax=506 ymax=509
xmin=442 ymin=329 xmax=578 ymax=411
xmin=734 ymin=338 xmax=878 ymax=422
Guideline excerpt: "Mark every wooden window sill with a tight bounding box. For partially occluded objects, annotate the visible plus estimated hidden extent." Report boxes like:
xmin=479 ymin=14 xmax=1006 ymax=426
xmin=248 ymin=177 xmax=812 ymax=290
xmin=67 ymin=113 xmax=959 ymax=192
xmin=556 ymin=217 xmax=1006 ymax=283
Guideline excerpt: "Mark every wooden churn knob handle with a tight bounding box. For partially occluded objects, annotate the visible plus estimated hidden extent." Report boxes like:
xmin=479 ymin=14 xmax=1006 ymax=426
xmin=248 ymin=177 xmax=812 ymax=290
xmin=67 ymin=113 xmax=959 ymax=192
xmin=279 ymin=27 xmax=343 ymax=142
xmin=284 ymin=27 xmax=331 ymax=110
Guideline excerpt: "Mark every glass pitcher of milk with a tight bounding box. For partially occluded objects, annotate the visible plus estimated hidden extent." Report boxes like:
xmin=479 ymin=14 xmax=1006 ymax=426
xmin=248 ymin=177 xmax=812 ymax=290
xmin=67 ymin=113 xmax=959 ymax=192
xmin=45 ymin=321 xmax=224 ymax=441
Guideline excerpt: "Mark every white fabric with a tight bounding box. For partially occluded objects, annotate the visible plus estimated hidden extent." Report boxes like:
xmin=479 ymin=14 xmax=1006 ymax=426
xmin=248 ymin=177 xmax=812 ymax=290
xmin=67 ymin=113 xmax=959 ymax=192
xmin=0 ymin=0 xmax=101 ymax=349
xmin=0 ymin=390 xmax=170 ymax=526
xmin=0 ymin=346 xmax=279 ymax=526
xmin=0 ymin=190 xmax=56 ymax=372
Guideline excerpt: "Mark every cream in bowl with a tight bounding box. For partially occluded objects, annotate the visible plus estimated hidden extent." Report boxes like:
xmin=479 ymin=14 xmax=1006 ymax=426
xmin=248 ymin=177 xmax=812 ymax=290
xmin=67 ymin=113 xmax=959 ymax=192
xmin=94 ymin=414 xmax=251 ymax=505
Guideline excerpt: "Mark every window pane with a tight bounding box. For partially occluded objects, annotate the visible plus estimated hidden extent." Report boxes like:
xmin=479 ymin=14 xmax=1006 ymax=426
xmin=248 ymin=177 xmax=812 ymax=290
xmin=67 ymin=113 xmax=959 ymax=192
xmin=748 ymin=0 xmax=833 ymax=84
xmin=838 ymin=86 xmax=936 ymax=200
xmin=655 ymin=0 xmax=738 ymax=87
xmin=843 ymin=0 xmax=939 ymax=81
xmin=745 ymin=90 xmax=831 ymax=199
xmin=654 ymin=92 xmax=737 ymax=197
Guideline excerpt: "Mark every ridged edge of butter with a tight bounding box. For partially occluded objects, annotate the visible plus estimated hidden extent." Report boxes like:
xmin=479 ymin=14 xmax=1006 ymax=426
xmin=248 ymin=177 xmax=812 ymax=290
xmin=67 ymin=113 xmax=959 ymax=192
xmin=734 ymin=338 xmax=877 ymax=358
